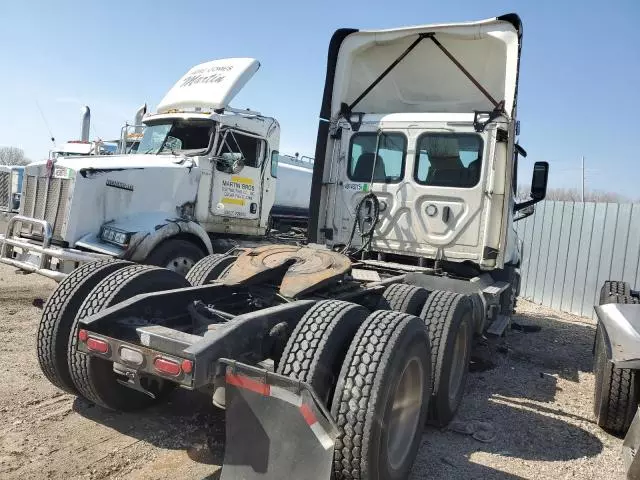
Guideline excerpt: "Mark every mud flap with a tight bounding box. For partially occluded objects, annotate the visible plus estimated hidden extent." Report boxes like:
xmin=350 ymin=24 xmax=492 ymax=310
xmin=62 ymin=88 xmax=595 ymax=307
xmin=219 ymin=360 xmax=338 ymax=480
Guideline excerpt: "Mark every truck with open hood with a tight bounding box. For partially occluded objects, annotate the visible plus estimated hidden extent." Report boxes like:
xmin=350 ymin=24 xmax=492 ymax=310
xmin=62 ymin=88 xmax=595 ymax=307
xmin=34 ymin=13 xmax=549 ymax=480
xmin=0 ymin=58 xmax=282 ymax=280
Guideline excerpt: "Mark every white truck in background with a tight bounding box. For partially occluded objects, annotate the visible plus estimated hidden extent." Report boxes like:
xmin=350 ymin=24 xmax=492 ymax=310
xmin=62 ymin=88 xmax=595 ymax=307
xmin=0 ymin=58 xmax=299 ymax=280
xmin=271 ymin=153 xmax=313 ymax=226
xmin=0 ymin=166 xmax=24 ymax=213
xmin=50 ymin=107 xmax=118 ymax=158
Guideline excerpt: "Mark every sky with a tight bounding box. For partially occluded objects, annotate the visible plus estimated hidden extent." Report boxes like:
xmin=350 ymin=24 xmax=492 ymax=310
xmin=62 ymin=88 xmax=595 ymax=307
xmin=1 ymin=1 xmax=638 ymax=198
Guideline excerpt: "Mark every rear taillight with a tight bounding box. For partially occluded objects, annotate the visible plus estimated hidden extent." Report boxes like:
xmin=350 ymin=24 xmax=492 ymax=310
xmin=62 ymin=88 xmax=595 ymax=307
xmin=154 ymin=357 xmax=181 ymax=376
xmin=86 ymin=337 xmax=109 ymax=354
xmin=119 ymin=347 xmax=144 ymax=366
xmin=181 ymin=359 xmax=194 ymax=374
xmin=78 ymin=329 xmax=88 ymax=342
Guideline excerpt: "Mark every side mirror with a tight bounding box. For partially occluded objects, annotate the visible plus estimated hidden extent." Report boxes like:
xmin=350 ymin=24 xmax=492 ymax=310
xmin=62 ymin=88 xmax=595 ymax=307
xmin=531 ymin=161 xmax=549 ymax=201
xmin=514 ymin=161 xmax=549 ymax=214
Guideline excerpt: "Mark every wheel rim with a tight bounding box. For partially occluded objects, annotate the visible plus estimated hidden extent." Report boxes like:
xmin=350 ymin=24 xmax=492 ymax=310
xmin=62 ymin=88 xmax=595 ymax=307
xmin=386 ymin=356 xmax=424 ymax=470
xmin=165 ymin=256 xmax=195 ymax=276
xmin=448 ymin=319 xmax=470 ymax=406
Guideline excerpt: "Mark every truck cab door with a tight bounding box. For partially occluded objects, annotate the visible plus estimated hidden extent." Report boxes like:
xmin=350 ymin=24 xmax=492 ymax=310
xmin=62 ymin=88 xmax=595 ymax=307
xmin=210 ymin=129 xmax=266 ymax=221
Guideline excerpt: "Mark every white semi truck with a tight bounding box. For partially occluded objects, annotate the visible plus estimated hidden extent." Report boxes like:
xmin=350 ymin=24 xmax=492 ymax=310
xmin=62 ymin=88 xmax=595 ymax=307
xmin=0 ymin=58 xmax=303 ymax=280
xmin=0 ymin=165 xmax=24 ymax=213
xmin=36 ymin=14 xmax=549 ymax=480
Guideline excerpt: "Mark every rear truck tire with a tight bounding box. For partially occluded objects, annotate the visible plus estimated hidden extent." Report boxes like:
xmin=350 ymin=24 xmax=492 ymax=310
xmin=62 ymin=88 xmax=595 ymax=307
xmin=185 ymin=253 xmax=237 ymax=286
xmin=593 ymin=320 xmax=638 ymax=434
xmin=600 ymin=280 xmax=631 ymax=305
xmin=36 ymin=259 xmax=132 ymax=394
xmin=68 ymin=265 xmax=190 ymax=410
xmin=377 ymin=283 xmax=429 ymax=316
xmin=601 ymin=293 xmax=639 ymax=306
xmin=331 ymin=310 xmax=431 ymax=480
xmin=277 ymin=300 xmax=368 ymax=405
xmin=145 ymin=238 xmax=205 ymax=276
xmin=419 ymin=290 xmax=474 ymax=427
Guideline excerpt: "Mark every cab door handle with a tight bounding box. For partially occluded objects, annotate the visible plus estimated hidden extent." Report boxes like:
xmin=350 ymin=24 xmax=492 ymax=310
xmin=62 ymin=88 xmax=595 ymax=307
xmin=442 ymin=206 xmax=451 ymax=223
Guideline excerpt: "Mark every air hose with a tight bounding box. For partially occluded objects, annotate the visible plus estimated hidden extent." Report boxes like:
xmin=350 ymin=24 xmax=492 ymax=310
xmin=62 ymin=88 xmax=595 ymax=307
xmin=342 ymin=192 xmax=380 ymax=257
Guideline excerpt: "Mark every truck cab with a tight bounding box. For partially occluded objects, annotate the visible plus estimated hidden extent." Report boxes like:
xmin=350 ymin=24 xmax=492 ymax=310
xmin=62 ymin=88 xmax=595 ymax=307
xmin=311 ymin=15 xmax=547 ymax=276
xmin=0 ymin=58 xmax=280 ymax=280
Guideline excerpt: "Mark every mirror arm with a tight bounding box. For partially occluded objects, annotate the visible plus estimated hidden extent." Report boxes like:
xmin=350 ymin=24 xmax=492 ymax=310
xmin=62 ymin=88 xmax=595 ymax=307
xmin=514 ymin=197 xmax=538 ymax=212
xmin=514 ymin=208 xmax=534 ymax=222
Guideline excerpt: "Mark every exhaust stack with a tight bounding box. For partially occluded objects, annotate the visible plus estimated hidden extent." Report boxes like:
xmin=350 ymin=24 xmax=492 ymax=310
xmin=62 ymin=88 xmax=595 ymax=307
xmin=134 ymin=103 xmax=147 ymax=133
xmin=80 ymin=106 xmax=90 ymax=142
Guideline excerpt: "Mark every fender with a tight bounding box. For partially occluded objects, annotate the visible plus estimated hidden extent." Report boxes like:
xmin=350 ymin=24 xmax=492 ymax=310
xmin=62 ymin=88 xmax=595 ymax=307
xmin=75 ymin=212 xmax=213 ymax=262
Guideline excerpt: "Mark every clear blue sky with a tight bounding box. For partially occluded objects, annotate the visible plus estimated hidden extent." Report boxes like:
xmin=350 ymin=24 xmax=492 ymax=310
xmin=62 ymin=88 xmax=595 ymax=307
xmin=1 ymin=1 xmax=638 ymax=198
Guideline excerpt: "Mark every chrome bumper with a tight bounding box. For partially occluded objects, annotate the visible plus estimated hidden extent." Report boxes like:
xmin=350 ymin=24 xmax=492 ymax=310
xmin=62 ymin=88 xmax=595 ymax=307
xmin=0 ymin=215 xmax=108 ymax=281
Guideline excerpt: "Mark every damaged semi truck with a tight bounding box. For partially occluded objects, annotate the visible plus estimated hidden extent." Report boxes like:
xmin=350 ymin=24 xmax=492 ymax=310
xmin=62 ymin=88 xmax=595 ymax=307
xmin=0 ymin=58 xmax=286 ymax=280
xmin=36 ymin=13 xmax=548 ymax=479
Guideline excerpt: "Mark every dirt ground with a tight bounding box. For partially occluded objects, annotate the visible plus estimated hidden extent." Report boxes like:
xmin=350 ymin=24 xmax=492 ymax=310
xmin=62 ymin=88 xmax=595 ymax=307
xmin=0 ymin=263 xmax=626 ymax=479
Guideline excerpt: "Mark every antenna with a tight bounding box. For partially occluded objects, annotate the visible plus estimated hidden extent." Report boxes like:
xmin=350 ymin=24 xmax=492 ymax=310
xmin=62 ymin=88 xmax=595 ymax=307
xmin=35 ymin=99 xmax=56 ymax=146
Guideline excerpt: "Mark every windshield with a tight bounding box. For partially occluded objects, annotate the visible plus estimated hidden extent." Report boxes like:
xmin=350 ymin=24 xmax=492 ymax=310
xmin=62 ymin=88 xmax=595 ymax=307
xmin=136 ymin=120 xmax=214 ymax=155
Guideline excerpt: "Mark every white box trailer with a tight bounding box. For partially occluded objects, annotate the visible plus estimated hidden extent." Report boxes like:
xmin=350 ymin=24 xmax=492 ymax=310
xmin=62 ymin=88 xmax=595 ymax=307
xmin=272 ymin=153 xmax=313 ymax=225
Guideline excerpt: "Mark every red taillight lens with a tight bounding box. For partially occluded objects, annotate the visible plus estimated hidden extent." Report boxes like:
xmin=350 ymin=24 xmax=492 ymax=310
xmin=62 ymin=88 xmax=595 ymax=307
xmin=78 ymin=329 xmax=88 ymax=342
xmin=181 ymin=359 xmax=193 ymax=374
xmin=154 ymin=357 xmax=181 ymax=376
xmin=86 ymin=337 xmax=109 ymax=354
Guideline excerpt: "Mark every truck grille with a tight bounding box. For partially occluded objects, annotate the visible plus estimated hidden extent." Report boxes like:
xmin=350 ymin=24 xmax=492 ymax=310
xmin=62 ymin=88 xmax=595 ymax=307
xmin=0 ymin=172 xmax=9 ymax=211
xmin=20 ymin=175 xmax=71 ymax=240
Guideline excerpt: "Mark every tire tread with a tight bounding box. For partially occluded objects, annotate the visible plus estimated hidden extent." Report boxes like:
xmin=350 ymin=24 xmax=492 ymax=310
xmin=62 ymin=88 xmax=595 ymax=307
xmin=36 ymin=259 xmax=131 ymax=393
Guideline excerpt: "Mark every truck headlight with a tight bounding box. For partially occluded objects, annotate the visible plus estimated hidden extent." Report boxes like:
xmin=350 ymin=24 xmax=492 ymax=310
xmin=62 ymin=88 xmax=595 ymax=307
xmin=101 ymin=226 xmax=131 ymax=246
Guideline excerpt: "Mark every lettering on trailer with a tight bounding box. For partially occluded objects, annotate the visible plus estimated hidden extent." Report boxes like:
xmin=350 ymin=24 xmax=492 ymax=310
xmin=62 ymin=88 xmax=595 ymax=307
xmin=180 ymin=64 xmax=235 ymax=88
xmin=221 ymin=176 xmax=256 ymax=207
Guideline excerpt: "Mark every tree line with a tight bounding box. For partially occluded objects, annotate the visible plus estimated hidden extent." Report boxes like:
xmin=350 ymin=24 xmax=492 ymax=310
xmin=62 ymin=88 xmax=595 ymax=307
xmin=0 ymin=146 xmax=31 ymax=166
xmin=517 ymin=185 xmax=633 ymax=203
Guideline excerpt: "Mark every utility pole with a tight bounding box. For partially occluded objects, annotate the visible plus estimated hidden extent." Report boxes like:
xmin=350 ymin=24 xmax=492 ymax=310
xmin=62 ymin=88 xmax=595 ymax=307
xmin=581 ymin=156 xmax=585 ymax=202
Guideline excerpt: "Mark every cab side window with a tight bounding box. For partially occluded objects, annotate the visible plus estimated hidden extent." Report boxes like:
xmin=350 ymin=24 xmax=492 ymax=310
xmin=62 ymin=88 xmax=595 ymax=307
xmin=271 ymin=150 xmax=279 ymax=178
xmin=217 ymin=130 xmax=265 ymax=169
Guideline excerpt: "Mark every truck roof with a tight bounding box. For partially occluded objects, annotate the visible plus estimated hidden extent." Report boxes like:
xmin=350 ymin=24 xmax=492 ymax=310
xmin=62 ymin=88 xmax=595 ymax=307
xmin=329 ymin=14 xmax=521 ymax=117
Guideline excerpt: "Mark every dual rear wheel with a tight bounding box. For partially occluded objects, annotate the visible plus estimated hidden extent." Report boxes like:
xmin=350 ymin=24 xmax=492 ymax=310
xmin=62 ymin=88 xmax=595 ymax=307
xmin=37 ymin=258 xmax=475 ymax=478
xmin=593 ymin=281 xmax=639 ymax=434
xmin=277 ymin=284 xmax=475 ymax=479
xmin=278 ymin=300 xmax=432 ymax=479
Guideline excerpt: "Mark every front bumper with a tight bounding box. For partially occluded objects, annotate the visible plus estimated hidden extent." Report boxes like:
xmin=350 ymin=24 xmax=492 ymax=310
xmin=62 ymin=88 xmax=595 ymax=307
xmin=0 ymin=215 xmax=108 ymax=281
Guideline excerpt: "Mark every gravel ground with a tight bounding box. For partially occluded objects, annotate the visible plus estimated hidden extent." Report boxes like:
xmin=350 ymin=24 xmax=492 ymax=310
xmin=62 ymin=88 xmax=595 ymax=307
xmin=0 ymin=263 xmax=626 ymax=479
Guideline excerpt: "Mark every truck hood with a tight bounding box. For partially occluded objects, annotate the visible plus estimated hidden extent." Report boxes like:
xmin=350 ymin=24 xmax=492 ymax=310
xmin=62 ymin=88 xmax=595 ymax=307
xmin=28 ymin=154 xmax=191 ymax=174
xmin=156 ymin=58 xmax=260 ymax=113
xmin=330 ymin=14 xmax=521 ymax=116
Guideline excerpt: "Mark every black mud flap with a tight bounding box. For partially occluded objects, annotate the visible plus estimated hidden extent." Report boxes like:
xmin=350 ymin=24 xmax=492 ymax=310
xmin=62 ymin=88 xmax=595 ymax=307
xmin=220 ymin=360 xmax=338 ymax=480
